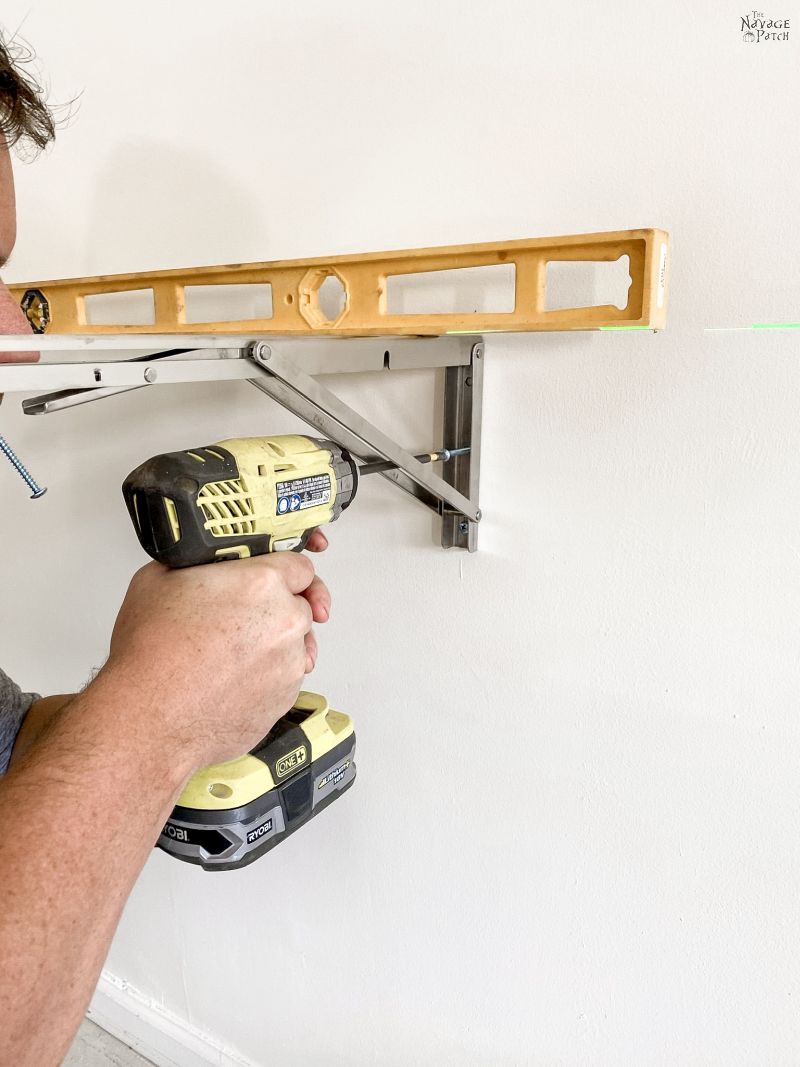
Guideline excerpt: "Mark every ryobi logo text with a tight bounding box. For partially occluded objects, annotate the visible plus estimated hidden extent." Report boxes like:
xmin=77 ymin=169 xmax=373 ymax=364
xmin=162 ymin=823 xmax=188 ymax=842
xmin=276 ymin=745 xmax=307 ymax=779
xmin=246 ymin=818 xmax=274 ymax=844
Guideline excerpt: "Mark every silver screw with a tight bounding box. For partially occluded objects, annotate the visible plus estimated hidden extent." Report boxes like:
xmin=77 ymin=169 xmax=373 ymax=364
xmin=475 ymin=508 xmax=482 ymax=521
xmin=474 ymin=344 xmax=484 ymax=359
xmin=143 ymin=366 xmax=158 ymax=383
xmin=258 ymin=343 xmax=272 ymax=362
xmin=459 ymin=520 xmax=469 ymax=534
xmin=0 ymin=433 xmax=47 ymax=498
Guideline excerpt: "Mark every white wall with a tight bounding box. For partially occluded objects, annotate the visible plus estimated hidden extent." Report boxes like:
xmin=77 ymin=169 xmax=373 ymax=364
xmin=2 ymin=1 xmax=800 ymax=1063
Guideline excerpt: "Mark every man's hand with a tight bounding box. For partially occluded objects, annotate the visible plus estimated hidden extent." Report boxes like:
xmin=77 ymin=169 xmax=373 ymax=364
xmin=105 ymin=552 xmax=331 ymax=769
xmin=10 ymin=534 xmax=333 ymax=770
xmin=306 ymin=528 xmax=329 ymax=554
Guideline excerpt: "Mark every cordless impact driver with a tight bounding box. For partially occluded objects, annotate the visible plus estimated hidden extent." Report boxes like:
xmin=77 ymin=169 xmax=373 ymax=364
xmin=122 ymin=434 xmax=359 ymax=872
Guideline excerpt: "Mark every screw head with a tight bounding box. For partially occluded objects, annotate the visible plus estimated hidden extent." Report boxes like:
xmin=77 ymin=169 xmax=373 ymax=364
xmin=30 ymin=487 xmax=47 ymax=499
xmin=143 ymin=367 xmax=157 ymax=383
xmin=259 ymin=344 xmax=272 ymax=361
xmin=459 ymin=520 xmax=469 ymax=534
xmin=475 ymin=508 xmax=482 ymax=521
xmin=474 ymin=344 xmax=484 ymax=359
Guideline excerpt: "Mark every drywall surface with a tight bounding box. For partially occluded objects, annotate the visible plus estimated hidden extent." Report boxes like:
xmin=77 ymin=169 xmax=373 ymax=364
xmin=2 ymin=1 xmax=800 ymax=1063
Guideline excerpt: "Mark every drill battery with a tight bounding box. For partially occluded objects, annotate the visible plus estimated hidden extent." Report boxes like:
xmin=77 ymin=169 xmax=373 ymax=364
xmin=158 ymin=692 xmax=356 ymax=871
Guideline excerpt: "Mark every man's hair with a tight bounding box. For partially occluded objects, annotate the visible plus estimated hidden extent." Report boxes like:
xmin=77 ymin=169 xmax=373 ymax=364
xmin=0 ymin=33 xmax=55 ymax=153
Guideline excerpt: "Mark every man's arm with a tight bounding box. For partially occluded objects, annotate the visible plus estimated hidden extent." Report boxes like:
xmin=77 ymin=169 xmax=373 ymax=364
xmin=0 ymin=551 xmax=331 ymax=1066
xmin=0 ymin=670 xmax=197 ymax=1064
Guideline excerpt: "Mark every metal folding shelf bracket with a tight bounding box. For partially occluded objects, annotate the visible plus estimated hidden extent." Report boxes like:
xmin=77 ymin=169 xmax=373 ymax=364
xmin=0 ymin=333 xmax=484 ymax=550
xmin=246 ymin=340 xmax=483 ymax=550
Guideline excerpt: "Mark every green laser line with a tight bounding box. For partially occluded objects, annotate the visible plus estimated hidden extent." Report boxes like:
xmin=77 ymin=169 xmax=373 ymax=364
xmin=446 ymin=325 xmax=658 ymax=335
xmin=704 ymin=324 xmax=800 ymax=332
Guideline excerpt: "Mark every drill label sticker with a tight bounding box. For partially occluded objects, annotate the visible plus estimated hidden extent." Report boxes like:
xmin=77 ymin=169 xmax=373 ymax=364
xmin=275 ymin=745 xmax=308 ymax=779
xmin=318 ymin=759 xmax=351 ymax=790
xmin=246 ymin=818 xmax=274 ymax=845
xmin=276 ymin=474 xmax=332 ymax=515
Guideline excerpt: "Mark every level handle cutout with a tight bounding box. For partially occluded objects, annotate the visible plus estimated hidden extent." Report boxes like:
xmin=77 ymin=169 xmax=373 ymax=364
xmin=386 ymin=264 xmax=516 ymax=315
xmin=545 ymin=256 xmax=631 ymax=312
xmin=84 ymin=289 xmax=155 ymax=326
xmin=184 ymin=283 xmax=273 ymax=324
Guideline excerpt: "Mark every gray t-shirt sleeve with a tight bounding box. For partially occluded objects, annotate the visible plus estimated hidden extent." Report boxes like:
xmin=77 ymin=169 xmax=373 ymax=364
xmin=0 ymin=667 xmax=40 ymax=775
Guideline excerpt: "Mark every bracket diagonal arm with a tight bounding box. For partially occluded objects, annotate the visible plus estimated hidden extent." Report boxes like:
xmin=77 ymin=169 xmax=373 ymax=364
xmin=246 ymin=371 xmax=444 ymax=517
xmin=248 ymin=342 xmax=480 ymax=523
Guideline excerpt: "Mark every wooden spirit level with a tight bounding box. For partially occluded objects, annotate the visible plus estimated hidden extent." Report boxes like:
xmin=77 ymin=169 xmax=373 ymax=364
xmin=9 ymin=229 xmax=669 ymax=337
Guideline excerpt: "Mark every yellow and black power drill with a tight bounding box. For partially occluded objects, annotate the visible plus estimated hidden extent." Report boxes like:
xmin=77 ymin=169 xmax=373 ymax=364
xmin=122 ymin=435 xmax=359 ymax=872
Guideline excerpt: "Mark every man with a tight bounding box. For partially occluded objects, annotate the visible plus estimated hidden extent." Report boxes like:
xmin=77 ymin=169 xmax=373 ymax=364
xmin=0 ymin=37 xmax=332 ymax=1065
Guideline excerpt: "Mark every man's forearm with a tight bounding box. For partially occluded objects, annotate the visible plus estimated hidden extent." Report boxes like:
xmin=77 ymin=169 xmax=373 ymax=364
xmin=0 ymin=666 xmax=195 ymax=1066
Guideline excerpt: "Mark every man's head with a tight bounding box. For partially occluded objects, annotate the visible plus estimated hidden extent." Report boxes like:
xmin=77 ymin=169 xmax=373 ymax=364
xmin=0 ymin=35 xmax=56 ymax=156
xmin=0 ymin=34 xmax=55 ymax=369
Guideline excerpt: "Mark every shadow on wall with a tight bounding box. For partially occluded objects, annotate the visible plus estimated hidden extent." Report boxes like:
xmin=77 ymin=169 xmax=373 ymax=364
xmin=82 ymin=138 xmax=271 ymax=275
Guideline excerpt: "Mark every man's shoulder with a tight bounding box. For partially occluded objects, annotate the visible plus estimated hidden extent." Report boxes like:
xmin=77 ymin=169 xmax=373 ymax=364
xmin=0 ymin=667 xmax=40 ymax=774
xmin=0 ymin=667 xmax=40 ymax=707
xmin=0 ymin=666 xmax=32 ymax=702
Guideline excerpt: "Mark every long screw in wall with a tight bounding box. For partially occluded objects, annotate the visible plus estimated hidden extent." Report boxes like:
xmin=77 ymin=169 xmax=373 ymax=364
xmin=0 ymin=433 xmax=47 ymax=498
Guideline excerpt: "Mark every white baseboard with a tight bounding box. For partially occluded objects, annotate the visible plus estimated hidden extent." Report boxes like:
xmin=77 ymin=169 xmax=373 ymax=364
xmin=88 ymin=970 xmax=257 ymax=1067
